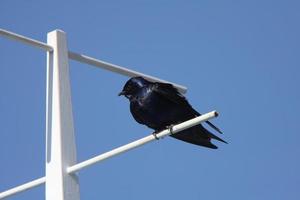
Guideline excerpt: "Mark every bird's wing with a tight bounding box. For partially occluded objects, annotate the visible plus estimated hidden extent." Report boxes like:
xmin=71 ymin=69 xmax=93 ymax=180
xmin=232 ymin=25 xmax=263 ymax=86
xmin=152 ymin=82 xmax=193 ymax=110
xmin=152 ymin=82 xmax=223 ymax=134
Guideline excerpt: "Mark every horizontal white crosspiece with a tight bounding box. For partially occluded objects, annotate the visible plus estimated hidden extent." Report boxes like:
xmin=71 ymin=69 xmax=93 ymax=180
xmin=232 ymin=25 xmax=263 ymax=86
xmin=0 ymin=28 xmax=187 ymax=93
xmin=0 ymin=28 xmax=218 ymax=200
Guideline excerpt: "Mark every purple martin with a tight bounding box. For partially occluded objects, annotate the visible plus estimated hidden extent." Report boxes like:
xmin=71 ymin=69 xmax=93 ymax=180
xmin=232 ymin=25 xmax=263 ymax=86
xmin=119 ymin=77 xmax=227 ymax=149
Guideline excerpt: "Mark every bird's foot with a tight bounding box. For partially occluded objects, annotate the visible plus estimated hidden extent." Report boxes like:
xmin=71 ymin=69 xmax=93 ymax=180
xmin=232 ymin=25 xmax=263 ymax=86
xmin=166 ymin=124 xmax=175 ymax=135
xmin=152 ymin=125 xmax=175 ymax=140
xmin=152 ymin=131 xmax=160 ymax=140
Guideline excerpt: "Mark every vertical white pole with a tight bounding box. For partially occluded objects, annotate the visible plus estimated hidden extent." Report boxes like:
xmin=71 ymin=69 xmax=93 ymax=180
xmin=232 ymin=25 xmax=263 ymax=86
xmin=46 ymin=30 xmax=80 ymax=200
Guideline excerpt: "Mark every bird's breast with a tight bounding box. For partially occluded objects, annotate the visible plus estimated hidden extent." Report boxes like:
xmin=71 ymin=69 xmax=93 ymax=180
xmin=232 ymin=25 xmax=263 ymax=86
xmin=129 ymin=92 xmax=179 ymax=130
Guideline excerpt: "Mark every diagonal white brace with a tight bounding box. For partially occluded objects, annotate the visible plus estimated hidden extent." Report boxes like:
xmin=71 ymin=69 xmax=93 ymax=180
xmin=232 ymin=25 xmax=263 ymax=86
xmin=0 ymin=177 xmax=45 ymax=199
xmin=67 ymin=110 xmax=218 ymax=174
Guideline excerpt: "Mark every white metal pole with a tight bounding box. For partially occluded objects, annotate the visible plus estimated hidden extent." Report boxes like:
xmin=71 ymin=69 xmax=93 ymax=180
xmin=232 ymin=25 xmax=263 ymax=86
xmin=46 ymin=30 xmax=80 ymax=200
xmin=68 ymin=51 xmax=187 ymax=93
xmin=0 ymin=177 xmax=46 ymax=199
xmin=0 ymin=28 xmax=187 ymax=93
xmin=67 ymin=111 xmax=218 ymax=174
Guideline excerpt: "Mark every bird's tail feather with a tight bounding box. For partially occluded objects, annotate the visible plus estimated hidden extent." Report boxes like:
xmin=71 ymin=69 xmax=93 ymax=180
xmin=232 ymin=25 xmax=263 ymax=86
xmin=171 ymin=132 xmax=218 ymax=149
xmin=204 ymin=128 xmax=228 ymax=144
xmin=170 ymin=125 xmax=227 ymax=149
xmin=205 ymin=121 xmax=223 ymax=134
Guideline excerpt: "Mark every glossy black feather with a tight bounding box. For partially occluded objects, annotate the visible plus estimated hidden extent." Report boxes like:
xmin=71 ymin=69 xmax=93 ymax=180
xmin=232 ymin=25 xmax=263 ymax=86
xmin=119 ymin=77 xmax=227 ymax=149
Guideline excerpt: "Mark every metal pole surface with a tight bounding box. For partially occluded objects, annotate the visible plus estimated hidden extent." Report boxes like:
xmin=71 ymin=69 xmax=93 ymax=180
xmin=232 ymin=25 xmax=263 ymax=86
xmin=45 ymin=30 xmax=80 ymax=200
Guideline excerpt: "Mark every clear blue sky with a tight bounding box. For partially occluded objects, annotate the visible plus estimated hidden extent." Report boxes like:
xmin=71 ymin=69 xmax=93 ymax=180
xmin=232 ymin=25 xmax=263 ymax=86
xmin=1 ymin=1 xmax=299 ymax=199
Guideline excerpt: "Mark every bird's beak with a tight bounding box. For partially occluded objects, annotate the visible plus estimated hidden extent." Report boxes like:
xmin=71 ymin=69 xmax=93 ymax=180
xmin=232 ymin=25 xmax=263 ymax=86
xmin=118 ymin=91 xmax=126 ymax=96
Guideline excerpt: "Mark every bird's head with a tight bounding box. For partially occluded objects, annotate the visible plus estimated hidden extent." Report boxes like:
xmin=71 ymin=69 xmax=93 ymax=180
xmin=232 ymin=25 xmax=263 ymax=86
xmin=118 ymin=76 xmax=150 ymax=99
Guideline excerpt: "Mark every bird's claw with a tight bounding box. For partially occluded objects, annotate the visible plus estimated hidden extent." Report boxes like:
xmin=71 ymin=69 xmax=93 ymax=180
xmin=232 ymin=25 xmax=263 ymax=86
xmin=152 ymin=124 xmax=174 ymax=140
xmin=166 ymin=124 xmax=175 ymax=135
xmin=152 ymin=131 xmax=160 ymax=140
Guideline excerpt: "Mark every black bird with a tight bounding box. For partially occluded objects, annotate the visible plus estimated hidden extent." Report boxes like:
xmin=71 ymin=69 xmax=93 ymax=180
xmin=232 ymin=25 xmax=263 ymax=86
xmin=119 ymin=76 xmax=227 ymax=149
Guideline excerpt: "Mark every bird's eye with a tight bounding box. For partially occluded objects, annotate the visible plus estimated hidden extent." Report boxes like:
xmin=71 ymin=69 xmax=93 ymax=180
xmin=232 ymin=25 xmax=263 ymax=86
xmin=127 ymin=86 xmax=132 ymax=91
